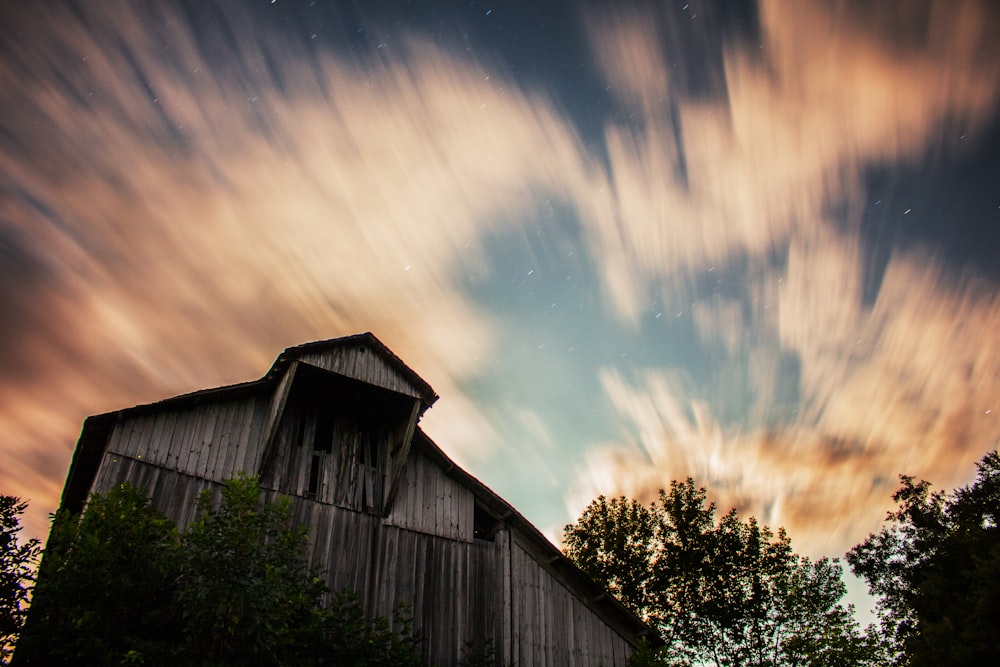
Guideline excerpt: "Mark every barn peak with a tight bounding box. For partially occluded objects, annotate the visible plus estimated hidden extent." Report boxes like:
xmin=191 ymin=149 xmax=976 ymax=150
xmin=270 ymin=332 xmax=438 ymax=408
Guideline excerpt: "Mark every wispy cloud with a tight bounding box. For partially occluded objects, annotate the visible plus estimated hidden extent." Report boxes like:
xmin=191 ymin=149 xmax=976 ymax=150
xmin=0 ymin=1 xmax=591 ymax=537
xmin=566 ymin=0 xmax=1000 ymax=555
xmin=1 ymin=0 xmax=997 ymax=564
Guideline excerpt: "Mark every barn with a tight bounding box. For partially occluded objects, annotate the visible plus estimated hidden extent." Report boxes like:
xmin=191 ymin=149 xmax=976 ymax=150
xmin=58 ymin=333 xmax=656 ymax=665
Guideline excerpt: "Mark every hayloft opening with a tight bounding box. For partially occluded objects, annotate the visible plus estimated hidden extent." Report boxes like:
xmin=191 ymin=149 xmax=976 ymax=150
xmin=266 ymin=362 xmax=417 ymax=513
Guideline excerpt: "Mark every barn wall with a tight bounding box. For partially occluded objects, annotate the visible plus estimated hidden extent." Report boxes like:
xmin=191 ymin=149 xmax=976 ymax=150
xmin=384 ymin=446 xmax=473 ymax=542
xmin=287 ymin=496 xmax=505 ymax=665
xmin=89 ymin=453 xmax=502 ymax=666
xmin=510 ymin=541 xmax=633 ymax=666
xmin=297 ymin=346 xmax=425 ymax=399
xmin=105 ymin=395 xmax=268 ymax=484
xmin=86 ymin=449 xmax=639 ymax=666
xmin=91 ymin=455 xmax=220 ymax=528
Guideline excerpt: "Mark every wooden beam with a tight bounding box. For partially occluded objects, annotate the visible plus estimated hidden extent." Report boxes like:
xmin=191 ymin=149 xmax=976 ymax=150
xmin=382 ymin=397 xmax=421 ymax=516
xmin=256 ymin=361 xmax=298 ymax=476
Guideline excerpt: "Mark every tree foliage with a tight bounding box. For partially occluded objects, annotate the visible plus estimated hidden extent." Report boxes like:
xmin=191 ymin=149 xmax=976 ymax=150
xmin=0 ymin=496 xmax=40 ymax=664
xmin=16 ymin=475 xmax=425 ymax=666
xmin=17 ymin=483 xmax=180 ymax=665
xmin=176 ymin=474 xmax=325 ymax=664
xmin=847 ymin=450 xmax=1000 ymax=666
xmin=564 ymin=479 xmax=875 ymax=666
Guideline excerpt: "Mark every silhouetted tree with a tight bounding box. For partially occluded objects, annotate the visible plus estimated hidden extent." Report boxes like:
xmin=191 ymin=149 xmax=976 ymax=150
xmin=175 ymin=473 xmax=325 ymax=665
xmin=17 ymin=476 xmax=425 ymax=665
xmin=0 ymin=496 xmax=40 ymax=664
xmin=16 ymin=483 xmax=181 ymax=665
xmin=847 ymin=450 xmax=1000 ymax=666
xmin=565 ymin=479 xmax=877 ymax=666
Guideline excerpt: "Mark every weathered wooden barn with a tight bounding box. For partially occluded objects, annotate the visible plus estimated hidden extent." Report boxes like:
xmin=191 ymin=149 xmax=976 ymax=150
xmin=59 ymin=333 xmax=655 ymax=665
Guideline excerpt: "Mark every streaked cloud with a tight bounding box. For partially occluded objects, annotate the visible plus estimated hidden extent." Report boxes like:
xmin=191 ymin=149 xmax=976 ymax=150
xmin=1 ymin=0 xmax=997 ymax=570
xmin=566 ymin=0 xmax=1000 ymax=555
xmin=0 ymin=1 xmax=591 ymax=538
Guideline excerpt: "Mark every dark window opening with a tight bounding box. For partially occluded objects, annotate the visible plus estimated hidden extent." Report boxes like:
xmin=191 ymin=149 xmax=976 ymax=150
xmin=307 ymin=453 xmax=321 ymax=495
xmin=474 ymin=503 xmax=498 ymax=542
xmin=314 ymin=408 xmax=334 ymax=452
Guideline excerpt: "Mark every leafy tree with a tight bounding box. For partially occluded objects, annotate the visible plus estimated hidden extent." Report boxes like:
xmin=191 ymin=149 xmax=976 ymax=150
xmin=175 ymin=473 xmax=326 ymax=665
xmin=847 ymin=450 xmax=1000 ymax=666
xmin=563 ymin=494 xmax=658 ymax=619
xmin=565 ymin=479 xmax=874 ymax=666
xmin=319 ymin=591 xmax=424 ymax=667
xmin=16 ymin=483 xmax=181 ymax=665
xmin=0 ymin=496 xmax=40 ymax=664
xmin=17 ymin=475 xmax=426 ymax=666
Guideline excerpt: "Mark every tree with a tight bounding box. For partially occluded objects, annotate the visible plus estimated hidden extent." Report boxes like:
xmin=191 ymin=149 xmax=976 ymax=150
xmin=0 ymin=496 xmax=40 ymax=664
xmin=17 ymin=476 xmax=426 ymax=665
xmin=15 ymin=483 xmax=182 ymax=665
xmin=564 ymin=479 xmax=874 ymax=666
xmin=562 ymin=494 xmax=658 ymax=619
xmin=175 ymin=473 xmax=327 ymax=665
xmin=320 ymin=590 xmax=424 ymax=667
xmin=847 ymin=450 xmax=1000 ymax=666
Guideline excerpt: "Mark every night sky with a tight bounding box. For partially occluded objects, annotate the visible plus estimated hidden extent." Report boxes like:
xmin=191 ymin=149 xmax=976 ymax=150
xmin=2 ymin=0 xmax=999 ymax=613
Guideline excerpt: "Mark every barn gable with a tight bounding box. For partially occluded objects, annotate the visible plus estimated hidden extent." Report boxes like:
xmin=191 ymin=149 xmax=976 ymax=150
xmin=280 ymin=332 xmax=437 ymax=406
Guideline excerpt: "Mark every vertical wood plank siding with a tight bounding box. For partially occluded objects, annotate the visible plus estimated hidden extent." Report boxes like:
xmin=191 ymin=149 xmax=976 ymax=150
xmin=105 ymin=396 xmax=266 ymax=484
xmin=91 ymin=456 xmax=220 ymax=528
xmin=298 ymin=346 xmax=424 ymax=400
xmin=511 ymin=541 xmax=633 ymax=666
xmin=259 ymin=395 xmax=389 ymax=514
xmin=385 ymin=447 xmax=472 ymax=541
xmin=286 ymin=495 xmax=505 ymax=666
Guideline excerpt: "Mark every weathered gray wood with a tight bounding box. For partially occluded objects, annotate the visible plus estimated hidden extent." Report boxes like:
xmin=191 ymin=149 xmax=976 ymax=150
xmin=258 ymin=361 xmax=299 ymax=471
xmin=510 ymin=541 xmax=632 ymax=665
xmin=382 ymin=398 xmax=421 ymax=516
xmin=193 ymin=406 xmax=219 ymax=478
xmin=384 ymin=447 xmax=472 ymax=542
xmin=297 ymin=346 xmax=425 ymax=400
xmin=234 ymin=397 xmax=263 ymax=474
xmin=70 ymin=337 xmax=649 ymax=667
xmin=205 ymin=401 xmax=231 ymax=480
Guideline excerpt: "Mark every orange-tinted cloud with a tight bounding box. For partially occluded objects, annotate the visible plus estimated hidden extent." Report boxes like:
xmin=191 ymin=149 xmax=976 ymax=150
xmin=0 ymin=1 xmax=593 ymax=539
xmin=566 ymin=0 xmax=1000 ymax=556
xmin=1 ymin=0 xmax=998 ymax=570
